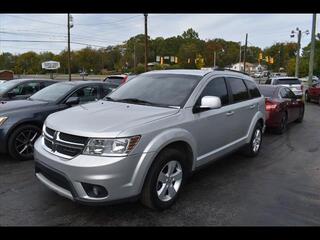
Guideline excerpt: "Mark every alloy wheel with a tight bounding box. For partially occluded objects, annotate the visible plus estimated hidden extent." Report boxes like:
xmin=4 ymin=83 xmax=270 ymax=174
xmin=14 ymin=129 xmax=39 ymax=157
xmin=252 ymin=129 xmax=262 ymax=153
xmin=156 ymin=160 xmax=183 ymax=202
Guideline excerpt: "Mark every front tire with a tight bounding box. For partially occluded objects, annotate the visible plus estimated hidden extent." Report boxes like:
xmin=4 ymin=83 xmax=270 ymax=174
xmin=242 ymin=122 xmax=263 ymax=157
xmin=140 ymin=148 xmax=187 ymax=210
xmin=8 ymin=124 xmax=41 ymax=161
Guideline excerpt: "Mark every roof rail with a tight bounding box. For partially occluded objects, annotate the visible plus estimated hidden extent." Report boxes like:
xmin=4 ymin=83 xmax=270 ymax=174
xmin=213 ymin=67 xmax=250 ymax=76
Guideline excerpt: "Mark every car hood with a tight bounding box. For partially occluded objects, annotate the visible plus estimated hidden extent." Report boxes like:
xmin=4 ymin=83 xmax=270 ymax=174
xmin=46 ymin=100 xmax=180 ymax=138
xmin=0 ymin=99 xmax=48 ymax=115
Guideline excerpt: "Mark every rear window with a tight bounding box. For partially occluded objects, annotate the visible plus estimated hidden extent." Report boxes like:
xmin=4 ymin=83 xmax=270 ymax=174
xmin=244 ymin=80 xmax=261 ymax=98
xmin=227 ymin=77 xmax=250 ymax=103
xmin=274 ymin=78 xmax=301 ymax=85
xmin=104 ymin=77 xmax=124 ymax=85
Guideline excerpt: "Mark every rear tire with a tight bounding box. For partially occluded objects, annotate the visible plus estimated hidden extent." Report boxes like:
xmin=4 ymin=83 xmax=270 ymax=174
xmin=295 ymin=106 xmax=304 ymax=123
xmin=305 ymin=92 xmax=310 ymax=102
xmin=275 ymin=112 xmax=288 ymax=134
xmin=140 ymin=148 xmax=187 ymax=210
xmin=241 ymin=122 xmax=263 ymax=157
xmin=8 ymin=124 xmax=41 ymax=161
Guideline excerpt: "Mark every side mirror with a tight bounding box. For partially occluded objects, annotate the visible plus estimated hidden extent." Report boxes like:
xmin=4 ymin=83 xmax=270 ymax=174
xmin=7 ymin=91 xmax=16 ymax=98
xmin=193 ymin=96 xmax=222 ymax=113
xmin=66 ymin=97 xmax=80 ymax=106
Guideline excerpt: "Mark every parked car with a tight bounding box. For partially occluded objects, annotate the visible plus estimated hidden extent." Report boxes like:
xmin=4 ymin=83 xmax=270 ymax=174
xmin=259 ymin=85 xmax=304 ymax=134
xmin=305 ymin=79 xmax=320 ymax=104
xmin=0 ymin=81 xmax=117 ymax=161
xmin=34 ymin=69 xmax=265 ymax=210
xmin=103 ymin=74 xmax=129 ymax=87
xmin=0 ymin=79 xmax=58 ymax=102
xmin=265 ymin=77 xmax=303 ymax=98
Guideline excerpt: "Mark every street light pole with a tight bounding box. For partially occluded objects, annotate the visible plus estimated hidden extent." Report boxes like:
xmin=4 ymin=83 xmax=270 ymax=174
xmin=243 ymin=33 xmax=248 ymax=73
xmin=213 ymin=51 xmax=216 ymax=68
xmin=308 ymin=14 xmax=317 ymax=87
xmin=295 ymin=30 xmax=301 ymax=78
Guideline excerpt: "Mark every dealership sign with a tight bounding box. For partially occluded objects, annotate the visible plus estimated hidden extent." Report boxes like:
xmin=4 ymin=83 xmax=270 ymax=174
xmin=42 ymin=61 xmax=60 ymax=70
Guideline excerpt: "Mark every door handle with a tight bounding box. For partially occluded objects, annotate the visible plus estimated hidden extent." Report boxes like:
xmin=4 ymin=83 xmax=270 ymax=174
xmin=226 ymin=111 xmax=234 ymax=116
xmin=249 ymin=104 xmax=256 ymax=109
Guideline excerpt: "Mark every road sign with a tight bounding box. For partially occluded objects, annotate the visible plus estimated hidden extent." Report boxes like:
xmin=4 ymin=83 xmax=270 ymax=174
xmin=42 ymin=61 xmax=60 ymax=70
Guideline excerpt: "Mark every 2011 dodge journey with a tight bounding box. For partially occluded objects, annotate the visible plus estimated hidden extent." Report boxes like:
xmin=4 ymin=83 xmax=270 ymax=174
xmin=34 ymin=69 xmax=265 ymax=210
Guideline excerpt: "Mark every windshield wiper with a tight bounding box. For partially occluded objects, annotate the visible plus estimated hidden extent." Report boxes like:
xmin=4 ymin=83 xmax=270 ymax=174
xmin=116 ymin=98 xmax=154 ymax=105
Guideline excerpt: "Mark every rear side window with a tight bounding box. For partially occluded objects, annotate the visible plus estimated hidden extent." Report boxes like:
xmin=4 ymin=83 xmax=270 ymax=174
xmin=197 ymin=77 xmax=229 ymax=106
xmin=265 ymin=79 xmax=271 ymax=84
xmin=227 ymin=77 xmax=250 ymax=103
xmin=244 ymin=80 xmax=261 ymax=98
xmin=275 ymin=78 xmax=301 ymax=85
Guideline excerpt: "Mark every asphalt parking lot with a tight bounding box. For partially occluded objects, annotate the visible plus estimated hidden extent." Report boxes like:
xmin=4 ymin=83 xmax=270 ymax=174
xmin=1 ymin=103 xmax=320 ymax=226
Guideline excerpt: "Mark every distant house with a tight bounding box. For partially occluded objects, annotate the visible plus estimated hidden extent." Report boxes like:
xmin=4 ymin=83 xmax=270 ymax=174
xmin=231 ymin=63 xmax=267 ymax=74
xmin=0 ymin=70 xmax=14 ymax=80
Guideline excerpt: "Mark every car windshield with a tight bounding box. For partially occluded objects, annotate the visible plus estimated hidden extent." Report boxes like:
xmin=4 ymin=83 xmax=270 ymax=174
xmin=0 ymin=81 xmax=19 ymax=95
xmin=106 ymin=73 xmax=201 ymax=108
xmin=29 ymin=83 xmax=74 ymax=102
xmin=275 ymin=78 xmax=301 ymax=85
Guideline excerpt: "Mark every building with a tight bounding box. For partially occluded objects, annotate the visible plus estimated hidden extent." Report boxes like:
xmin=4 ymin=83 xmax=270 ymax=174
xmin=0 ymin=70 xmax=14 ymax=80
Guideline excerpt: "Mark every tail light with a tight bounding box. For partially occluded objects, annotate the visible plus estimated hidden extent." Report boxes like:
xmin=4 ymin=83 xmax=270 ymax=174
xmin=121 ymin=75 xmax=128 ymax=85
xmin=265 ymin=98 xmax=279 ymax=111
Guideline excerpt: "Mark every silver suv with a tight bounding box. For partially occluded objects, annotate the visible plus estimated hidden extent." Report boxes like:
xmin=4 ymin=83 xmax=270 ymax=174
xmin=34 ymin=69 xmax=265 ymax=210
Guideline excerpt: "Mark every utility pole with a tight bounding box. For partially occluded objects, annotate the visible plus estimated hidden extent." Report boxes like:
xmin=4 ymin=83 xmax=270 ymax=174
xmin=238 ymin=41 xmax=242 ymax=64
xmin=213 ymin=51 xmax=216 ymax=68
xmin=295 ymin=30 xmax=301 ymax=78
xmin=144 ymin=13 xmax=148 ymax=72
xmin=67 ymin=13 xmax=71 ymax=81
xmin=291 ymin=28 xmax=309 ymax=78
xmin=308 ymin=14 xmax=317 ymax=87
xmin=133 ymin=42 xmax=136 ymax=73
xmin=243 ymin=33 xmax=248 ymax=73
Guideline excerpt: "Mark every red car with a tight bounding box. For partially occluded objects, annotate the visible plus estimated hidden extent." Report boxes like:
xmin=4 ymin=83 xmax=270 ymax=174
xmin=305 ymin=79 xmax=320 ymax=104
xmin=259 ymin=85 xmax=304 ymax=134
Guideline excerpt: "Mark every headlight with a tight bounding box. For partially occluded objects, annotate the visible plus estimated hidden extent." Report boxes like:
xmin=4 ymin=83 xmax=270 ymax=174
xmin=83 ymin=135 xmax=141 ymax=156
xmin=0 ymin=117 xmax=8 ymax=126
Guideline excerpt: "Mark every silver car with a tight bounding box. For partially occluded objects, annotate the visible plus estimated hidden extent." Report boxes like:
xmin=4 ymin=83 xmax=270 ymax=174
xmin=34 ymin=69 xmax=265 ymax=210
xmin=265 ymin=77 xmax=303 ymax=98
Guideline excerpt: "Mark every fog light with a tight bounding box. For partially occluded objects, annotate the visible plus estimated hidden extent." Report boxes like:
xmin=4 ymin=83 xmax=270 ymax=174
xmin=82 ymin=183 xmax=108 ymax=198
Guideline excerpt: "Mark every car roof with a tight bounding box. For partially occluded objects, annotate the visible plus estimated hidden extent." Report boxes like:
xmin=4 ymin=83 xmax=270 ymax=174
xmin=271 ymin=76 xmax=299 ymax=80
xmin=54 ymin=80 xmax=103 ymax=86
xmin=106 ymin=75 xmax=127 ymax=78
xmin=144 ymin=69 xmax=212 ymax=77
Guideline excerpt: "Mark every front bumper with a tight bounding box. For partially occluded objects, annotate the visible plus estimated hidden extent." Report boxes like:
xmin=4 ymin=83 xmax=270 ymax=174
xmin=34 ymin=136 xmax=153 ymax=204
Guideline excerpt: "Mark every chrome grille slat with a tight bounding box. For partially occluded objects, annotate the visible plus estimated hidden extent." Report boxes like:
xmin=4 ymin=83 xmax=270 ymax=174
xmin=43 ymin=127 xmax=88 ymax=158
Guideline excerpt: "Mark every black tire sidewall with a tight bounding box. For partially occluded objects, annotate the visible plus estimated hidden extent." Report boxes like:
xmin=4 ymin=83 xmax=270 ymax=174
xmin=144 ymin=148 xmax=187 ymax=210
xmin=8 ymin=124 xmax=41 ymax=161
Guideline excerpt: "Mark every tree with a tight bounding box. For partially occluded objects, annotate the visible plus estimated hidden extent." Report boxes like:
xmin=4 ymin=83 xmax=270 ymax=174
xmin=182 ymin=28 xmax=199 ymax=40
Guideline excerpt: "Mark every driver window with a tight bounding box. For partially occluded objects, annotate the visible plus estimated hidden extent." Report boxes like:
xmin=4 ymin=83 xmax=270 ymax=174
xmin=196 ymin=77 xmax=229 ymax=106
xmin=70 ymin=86 xmax=99 ymax=103
xmin=11 ymin=82 xmax=40 ymax=95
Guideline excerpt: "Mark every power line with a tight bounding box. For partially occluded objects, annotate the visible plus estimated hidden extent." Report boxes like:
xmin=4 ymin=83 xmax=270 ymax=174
xmin=75 ymin=15 xmax=141 ymax=26
xmin=5 ymin=14 xmax=65 ymax=26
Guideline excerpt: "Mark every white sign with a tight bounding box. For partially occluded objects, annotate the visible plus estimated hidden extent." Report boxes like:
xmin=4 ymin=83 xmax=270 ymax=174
xmin=42 ymin=61 xmax=60 ymax=70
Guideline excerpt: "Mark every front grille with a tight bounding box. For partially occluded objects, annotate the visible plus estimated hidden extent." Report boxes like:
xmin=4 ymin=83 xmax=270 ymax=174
xmin=59 ymin=132 xmax=88 ymax=145
xmin=43 ymin=127 xmax=88 ymax=158
xmin=56 ymin=144 xmax=83 ymax=157
xmin=35 ymin=162 xmax=71 ymax=192
xmin=45 ymin=127 xmax=55 ymax=137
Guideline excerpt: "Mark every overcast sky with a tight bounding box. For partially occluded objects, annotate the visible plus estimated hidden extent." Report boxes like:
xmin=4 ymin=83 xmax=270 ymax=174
xmin=0 ymin=14 xmax=318 ymax=54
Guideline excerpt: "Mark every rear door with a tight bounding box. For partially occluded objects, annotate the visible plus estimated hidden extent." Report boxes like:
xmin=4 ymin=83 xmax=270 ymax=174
xmin=225 ymin=77 xmax=253 ymax=140
xmin=279 ymin=88 xmax=296 ymax=122
xmin=309 ymin=81 xmax=320 ymax=100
